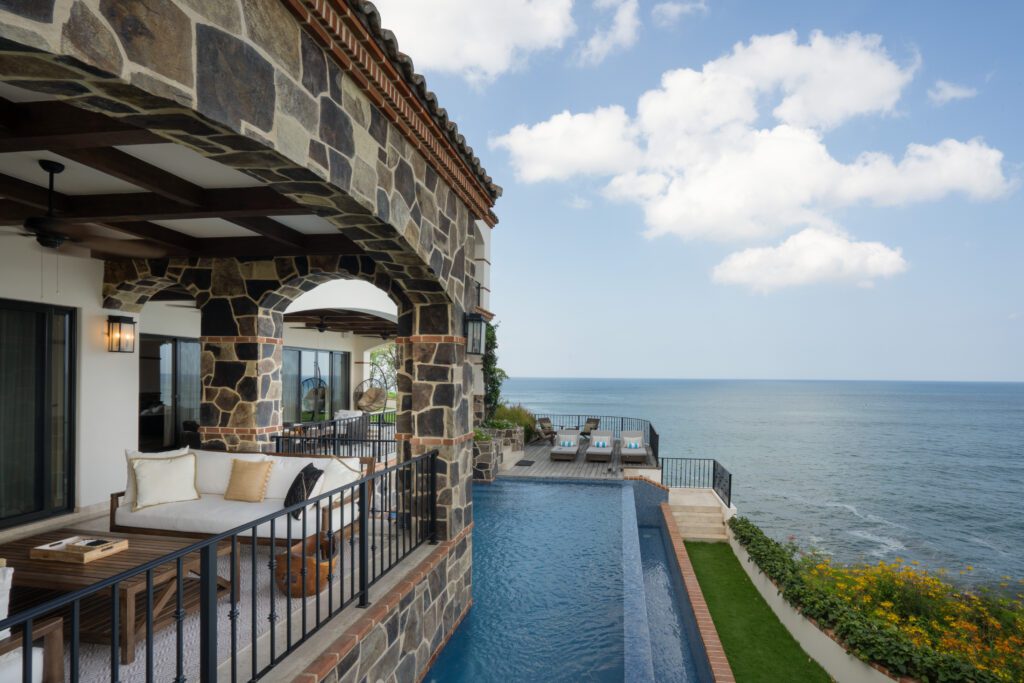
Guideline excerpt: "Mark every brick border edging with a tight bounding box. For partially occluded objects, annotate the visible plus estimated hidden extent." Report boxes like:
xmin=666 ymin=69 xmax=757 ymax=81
xmin=660 ymin=503 xmax=736 ymax=683
xmin=624 ymin=475 xmax=670 ymax=492
xmin=293 ymin=523 xmax=474 ymax=683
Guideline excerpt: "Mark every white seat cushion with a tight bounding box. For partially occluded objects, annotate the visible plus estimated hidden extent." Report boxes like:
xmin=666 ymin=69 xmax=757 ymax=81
xmin=0 ymin=647 xmax=43 ymax=683
xmin=115 ymin=493 xmax=356 ymax=538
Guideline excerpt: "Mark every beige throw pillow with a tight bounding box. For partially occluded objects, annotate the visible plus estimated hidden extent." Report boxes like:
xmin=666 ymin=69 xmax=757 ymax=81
xmin=133 ymin=454 xmax=199 ymax=511
xmin=224 ymin=459 xmax=274 ymax=502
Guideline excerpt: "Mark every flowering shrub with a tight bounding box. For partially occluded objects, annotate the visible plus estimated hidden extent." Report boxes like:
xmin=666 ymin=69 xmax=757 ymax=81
xmin=729 ymin=516 xmax=1022 ymax=682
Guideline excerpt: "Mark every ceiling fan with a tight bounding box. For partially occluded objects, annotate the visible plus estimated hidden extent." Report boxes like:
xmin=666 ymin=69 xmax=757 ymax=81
xmin=288 ymin=314 xmax=330 ymax=333
xmin=0 ymin=159 xmax=166 ymax=259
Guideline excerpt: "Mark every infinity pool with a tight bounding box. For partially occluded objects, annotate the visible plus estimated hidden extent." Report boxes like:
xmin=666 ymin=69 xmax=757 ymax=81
xmin=425 ymin=479 xmax=707 ymax=682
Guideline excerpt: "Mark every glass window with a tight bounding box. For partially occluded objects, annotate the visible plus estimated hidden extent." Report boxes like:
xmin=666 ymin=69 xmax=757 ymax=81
xmin=283 ymin=348 xmax=300 ymax=424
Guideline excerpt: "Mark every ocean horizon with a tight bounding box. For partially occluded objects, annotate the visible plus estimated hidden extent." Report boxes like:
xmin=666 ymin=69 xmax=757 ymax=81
xmin=503 ymin=376 xmax=1024 ymax=583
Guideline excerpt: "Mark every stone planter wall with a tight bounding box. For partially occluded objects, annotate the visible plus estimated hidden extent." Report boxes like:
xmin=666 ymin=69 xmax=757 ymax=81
xmin=726 ymin=528 xmax=895 ymax=683
xmin=472 ymin=439 xmax=500 ymax=482
xmin=479 ymin=426 xmax=524 ymax=456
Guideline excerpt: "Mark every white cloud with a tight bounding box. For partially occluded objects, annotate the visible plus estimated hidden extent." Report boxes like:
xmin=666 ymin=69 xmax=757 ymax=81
xmin=652 ymin=1 xmax=708 ymax=27
xmin=493 ymin=30 xmax=1013 ymax=291
xmin=578 ymin=0 xmax=640 ymax=66
xmin=567 ymin=195 xmax=592 ymax=209
xmin=713 ymin=228 xmax=907 ymax=292
xmin=370 ymin=0 xmax=575 ymax=85
xmin=490 ymin=106 xmax=642 ymax=182
xmin=928 ymin=80 xmax=978 ymax=105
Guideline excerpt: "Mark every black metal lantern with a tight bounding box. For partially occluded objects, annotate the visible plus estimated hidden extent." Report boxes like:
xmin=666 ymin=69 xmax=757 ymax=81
xmin=106 ymin=315 xmax=137 ymax=353
xmin=464 ymin=312 xmax=486 ymax=356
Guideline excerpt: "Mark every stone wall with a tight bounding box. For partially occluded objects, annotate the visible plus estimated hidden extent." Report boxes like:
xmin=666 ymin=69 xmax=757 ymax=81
xmin=472 ymin=439 xmax=499 ymax=482
xmin=293 ymin=526 xmax=473 ymax=683
xmin=481 ymin=426 xmax=524 ymax=454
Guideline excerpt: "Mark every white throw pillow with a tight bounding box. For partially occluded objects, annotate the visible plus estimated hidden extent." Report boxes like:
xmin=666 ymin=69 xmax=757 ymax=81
xmin=194 ymin=450 xmax=266 ymax=495
xmin=133 ymin=454 xmax=199 ymax=511
xmin=124 ymin=447 xmax=189 ymax=504
xmin=320 ymin=458 xmax=363 ymax=495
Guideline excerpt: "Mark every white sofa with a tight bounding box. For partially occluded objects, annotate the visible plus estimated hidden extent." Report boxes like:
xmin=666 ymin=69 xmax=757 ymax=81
xmin=111 ymin=449 xmax=368 ymax=540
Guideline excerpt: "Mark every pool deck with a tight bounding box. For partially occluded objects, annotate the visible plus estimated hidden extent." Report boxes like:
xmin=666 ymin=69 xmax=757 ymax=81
xmin=499 ymin=441 xmax=660 ymax=481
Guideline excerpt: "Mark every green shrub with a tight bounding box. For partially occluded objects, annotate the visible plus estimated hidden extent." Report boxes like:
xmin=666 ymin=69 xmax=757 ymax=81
xmin=728 ymin=516 xmax=1007 ymax=683
xmin=490 ymin=403 xmax=537 ymax=442
xmin=473 ymin=428 xmax=492 ymax=442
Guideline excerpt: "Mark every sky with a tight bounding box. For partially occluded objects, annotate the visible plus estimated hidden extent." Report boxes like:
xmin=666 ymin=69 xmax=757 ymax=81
xmin=372 ymin=0 xmax=1024 ymax=381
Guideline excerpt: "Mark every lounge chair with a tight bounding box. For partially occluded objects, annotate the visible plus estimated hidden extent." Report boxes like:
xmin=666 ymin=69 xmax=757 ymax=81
xmin=550 ymin=430 xmax=580 ymax=461
xmin=580 ymin=418 xmax=600 ymax=437
xmin=585 ymin=430 xmax=614 ymax=462
xmin=620 ymin=430 xmax=651 ymax=465
xmin=535 ymin=417 xmax=557 ymax=445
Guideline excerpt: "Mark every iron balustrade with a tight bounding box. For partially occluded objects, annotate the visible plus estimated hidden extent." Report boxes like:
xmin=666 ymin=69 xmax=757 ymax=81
xmin=275 ymin=410 xmax=397 ymax=461
xmin=660 ymin=458 xmax=733 ymax=508
xmin=272 ymin=434 xmax=397 ymax=461
xmin=0 ymin=449 xmax=439 ymax=683
xmin=283 ymin=410 xmax=396 ymax=441
xmin=532 ymin=413 xmax=660 ymax=463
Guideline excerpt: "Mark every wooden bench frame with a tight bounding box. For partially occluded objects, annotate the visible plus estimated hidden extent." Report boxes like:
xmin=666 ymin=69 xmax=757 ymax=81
xmin=0 ymin=616 xmax=63 ymax=683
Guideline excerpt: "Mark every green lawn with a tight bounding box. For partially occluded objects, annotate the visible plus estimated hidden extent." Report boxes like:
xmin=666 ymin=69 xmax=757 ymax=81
xmin=685 ymin=541 xmax=831 ymax=683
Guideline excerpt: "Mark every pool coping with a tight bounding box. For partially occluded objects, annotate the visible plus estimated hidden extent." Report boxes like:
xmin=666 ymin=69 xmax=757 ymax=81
xmin=660 ymin=503 xmax=737 ymax=683
xmin=622 ymin=485 xmax=656 ymax=682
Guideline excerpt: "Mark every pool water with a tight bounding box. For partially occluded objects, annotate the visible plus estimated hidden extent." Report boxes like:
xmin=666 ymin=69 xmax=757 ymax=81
xmin=425 ymin=480 xmax=625 ymax=682
xmin=639 ymin=527 xmax=702 ymax=683
xmin=426 ymin=480 xmax=708 ymax=682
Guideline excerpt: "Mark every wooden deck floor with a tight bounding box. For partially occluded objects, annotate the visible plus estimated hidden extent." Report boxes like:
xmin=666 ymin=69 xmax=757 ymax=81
xmin=499 ymin=441 xmax=659 ymax=481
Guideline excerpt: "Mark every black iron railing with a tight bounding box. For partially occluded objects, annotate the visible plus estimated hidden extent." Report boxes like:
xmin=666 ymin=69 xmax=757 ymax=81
xmin=532 ymin=413 xmax=660 ymax=462
xmin=275 ymin=410 xmax=397 ymax=460
xmin=0 ymin=450 xmax=438 ymax=682
xmin=272 ymin=434 xmax=397 ymax=461
xmin=660 ymin=458 xmax=732 ymax=507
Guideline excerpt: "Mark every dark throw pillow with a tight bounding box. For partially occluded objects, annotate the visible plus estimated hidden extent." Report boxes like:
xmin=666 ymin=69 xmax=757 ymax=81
xmin=284 ymin=463 xmax=324 ymax=519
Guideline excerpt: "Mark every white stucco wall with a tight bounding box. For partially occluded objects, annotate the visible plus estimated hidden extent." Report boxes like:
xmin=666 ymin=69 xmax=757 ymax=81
xmin=472 ymin=219 xmax=492 ymax=311
xmin=0 ymin=241 xmax=400 ymax=516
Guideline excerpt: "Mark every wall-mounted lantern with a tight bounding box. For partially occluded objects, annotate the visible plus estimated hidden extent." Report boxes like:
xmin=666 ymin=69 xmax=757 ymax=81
xmin=464 ymin=312 xmax=486 ymax=356
xmin=106 ymin=315 xmax=137 ymax=353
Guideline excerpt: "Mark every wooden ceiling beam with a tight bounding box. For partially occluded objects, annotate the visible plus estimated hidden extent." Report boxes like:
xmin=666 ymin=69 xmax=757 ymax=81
xmin=0 ymin=187 xmax=308 ymax=223
xmin=0 ymin=171 xmax=70 ymax=212
xmin=96 ymin=221 xmax=199 ymax=251
xmin=227 ymin=216 xmax=307 ymax=249
xmin=0 ymin=100 xmax=163 ymax=152
xmin=56 ymin=147 xmax=206 ymax=206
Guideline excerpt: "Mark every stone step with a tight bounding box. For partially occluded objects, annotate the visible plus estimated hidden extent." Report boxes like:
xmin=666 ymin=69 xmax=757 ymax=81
xmin=672 ymin=510 xmax=722 ymax=522
xmin=677 ymin=523 xmax=727 ymax=538
xmin=672 ymin=504 xmax=725 ymax=513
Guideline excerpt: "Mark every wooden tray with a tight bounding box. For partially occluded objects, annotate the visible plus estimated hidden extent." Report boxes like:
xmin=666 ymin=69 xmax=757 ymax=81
xmin=30 ymin=536 xmax=129 ymax=564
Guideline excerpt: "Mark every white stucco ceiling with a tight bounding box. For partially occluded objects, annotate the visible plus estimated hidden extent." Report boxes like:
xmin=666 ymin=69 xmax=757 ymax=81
xmin=286 ymin=279 xmax=398 ymax=322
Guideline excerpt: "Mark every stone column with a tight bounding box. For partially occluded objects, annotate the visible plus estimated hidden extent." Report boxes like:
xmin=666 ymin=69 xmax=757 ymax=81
xmin=197 ymin=259 xmax=284 ymax=452
xmin=396 ymin=302 xmax=473 ymax=541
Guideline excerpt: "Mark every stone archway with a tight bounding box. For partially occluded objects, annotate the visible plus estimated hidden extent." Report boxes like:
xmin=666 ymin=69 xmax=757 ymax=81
xmin=104 ymin=254 xmax=472 ymax=538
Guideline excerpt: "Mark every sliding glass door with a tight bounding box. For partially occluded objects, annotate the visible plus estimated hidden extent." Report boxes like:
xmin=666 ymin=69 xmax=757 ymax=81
xmin=282 ymin=348 xmax=350 ymax=424
xmin=0 ymin=299 xmax=74 ymax=528
xmin=138 ymin=335 xmax=200 ymax=451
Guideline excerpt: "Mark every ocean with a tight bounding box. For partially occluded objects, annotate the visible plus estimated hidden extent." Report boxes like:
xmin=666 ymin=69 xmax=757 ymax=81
xmin=502 ymin=377 xmax=1024 ymax=583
